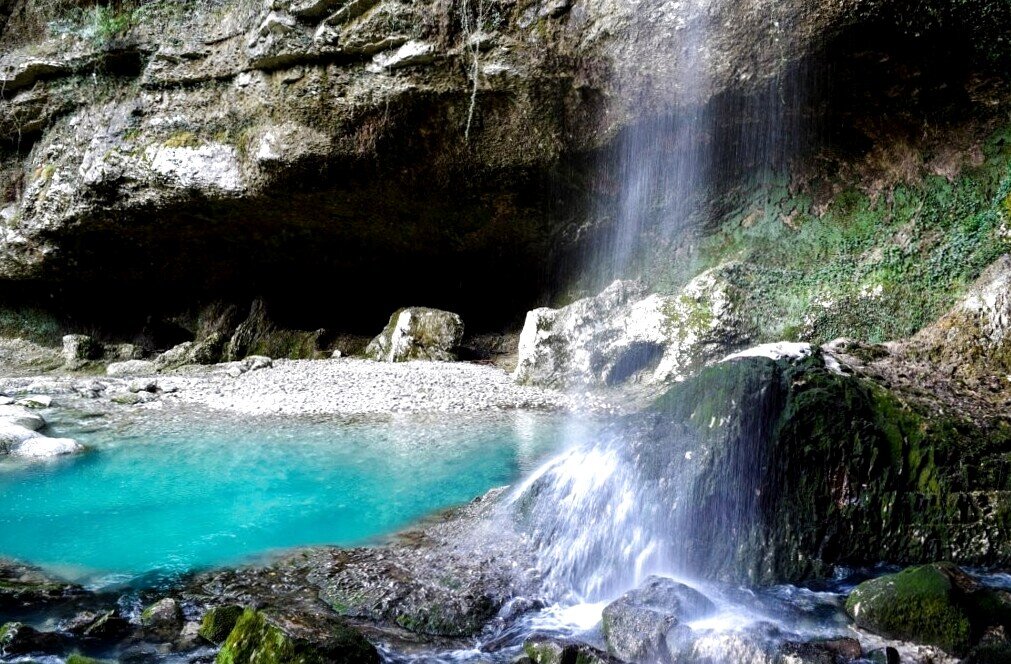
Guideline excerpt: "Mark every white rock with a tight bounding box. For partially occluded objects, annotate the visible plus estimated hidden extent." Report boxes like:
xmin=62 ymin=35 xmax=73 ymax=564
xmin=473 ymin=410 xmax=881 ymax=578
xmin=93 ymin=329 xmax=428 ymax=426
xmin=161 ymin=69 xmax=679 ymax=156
xmin=368 ymin=40 xmax=435 ymax=71
xmin=107 ymin=360 xmax=157 ymax=376
xmin=16 ymin=394 xmax=52 ymax=408
xmin=0 ymin=422 xmax=42 ymax=449
xmin=0 ymin=404 xmax=45 ymax=430
xmin=513 ymin=268 xmax=751 ymax=388
xmin=721 ymin=342 xmax=813 ymax=363
xmin=13 ymin=436 xmax=83 ymax=458
xmin=144 ymin=143 xmax=244 ymax=194
xmin=366 ymin=308 xmax=464 ymax=363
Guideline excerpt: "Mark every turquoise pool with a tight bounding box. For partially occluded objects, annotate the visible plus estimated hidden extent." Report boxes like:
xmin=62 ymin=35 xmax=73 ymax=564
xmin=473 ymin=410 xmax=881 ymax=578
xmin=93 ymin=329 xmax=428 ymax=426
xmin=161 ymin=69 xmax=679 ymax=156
xmin=0 ymin=409 xmax=569 ymax=586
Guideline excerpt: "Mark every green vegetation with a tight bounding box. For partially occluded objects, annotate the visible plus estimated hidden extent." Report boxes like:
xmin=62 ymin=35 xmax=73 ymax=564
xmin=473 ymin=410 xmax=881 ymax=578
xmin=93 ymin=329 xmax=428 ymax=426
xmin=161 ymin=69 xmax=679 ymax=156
xmin=645 ymin=125 xmax=1011 ymax=345
xmin=0 ymin=306 xmax=63 ymax=344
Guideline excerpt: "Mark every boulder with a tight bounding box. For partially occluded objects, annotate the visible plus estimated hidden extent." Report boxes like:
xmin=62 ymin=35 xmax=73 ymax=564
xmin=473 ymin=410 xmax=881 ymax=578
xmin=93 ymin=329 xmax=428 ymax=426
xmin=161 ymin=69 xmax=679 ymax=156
xmin=365 ymin=307 xmax=464 ymax=362
xmin=140 ymin=597 xmax=184 ymax=641
xmin=0 ymin=421 xmax=42 ymax=452
xmin=601 ymin=575 xmax=715 ymax=662
xmin=513 ymin=267 xmax=751 ymax=389
xmin=154 ymin=342 xmax=196 ymax=371
xmin=845 ymin=563 xmax=1011 ymax=655
xmin=62 ymin=334 xmax=103 ymax=367
xmin=215 ymin=608 xmax=378 ymax=664
xmin=106 ymin=360 xmax=157 ymax=376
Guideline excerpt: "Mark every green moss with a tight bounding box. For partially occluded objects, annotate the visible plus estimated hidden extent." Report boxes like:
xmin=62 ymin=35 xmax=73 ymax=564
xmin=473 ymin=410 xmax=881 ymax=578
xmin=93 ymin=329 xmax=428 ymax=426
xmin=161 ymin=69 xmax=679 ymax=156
xmin=199 ymin=604 xmax=244 ymax=645
xmin=845 ymin=564 xmax=993 ymax=654
xmin=162 ymin=131 xmax=202 ymax=149
xmin=67 ymin=653 xmax=116 ymax=664
xmin=642 ymin=124 xmax=1011 ymax=345
xmin=216 ymin=609 xmax=377 ymax=664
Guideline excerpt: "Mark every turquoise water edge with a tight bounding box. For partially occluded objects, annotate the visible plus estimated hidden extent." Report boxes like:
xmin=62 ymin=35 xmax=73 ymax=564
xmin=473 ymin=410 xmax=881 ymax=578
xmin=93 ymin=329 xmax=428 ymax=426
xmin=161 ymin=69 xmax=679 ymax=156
xmin=0 ymin=409 xmax=570 ymax=587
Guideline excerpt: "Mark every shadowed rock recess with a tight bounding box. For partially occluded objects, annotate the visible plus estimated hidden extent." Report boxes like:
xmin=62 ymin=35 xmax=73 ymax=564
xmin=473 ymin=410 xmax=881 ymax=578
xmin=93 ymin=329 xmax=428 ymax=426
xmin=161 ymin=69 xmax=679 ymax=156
xmin=0 ymin=0 xmax=1009 ymax=339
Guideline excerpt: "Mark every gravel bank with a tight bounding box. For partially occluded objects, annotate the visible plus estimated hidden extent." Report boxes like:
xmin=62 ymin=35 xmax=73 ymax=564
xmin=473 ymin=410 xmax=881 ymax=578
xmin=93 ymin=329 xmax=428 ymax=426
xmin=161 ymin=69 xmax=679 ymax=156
xmin=171 ymin=358 xmax=577 ymax=415
xmin=0 ymin=358 xmax=608 ymax=417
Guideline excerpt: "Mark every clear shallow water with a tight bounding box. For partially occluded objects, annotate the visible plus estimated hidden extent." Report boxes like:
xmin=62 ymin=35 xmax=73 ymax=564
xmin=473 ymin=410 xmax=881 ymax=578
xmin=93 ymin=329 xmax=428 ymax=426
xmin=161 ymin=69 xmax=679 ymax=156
xmin=0 ymin=408 xmax=570 ymax=586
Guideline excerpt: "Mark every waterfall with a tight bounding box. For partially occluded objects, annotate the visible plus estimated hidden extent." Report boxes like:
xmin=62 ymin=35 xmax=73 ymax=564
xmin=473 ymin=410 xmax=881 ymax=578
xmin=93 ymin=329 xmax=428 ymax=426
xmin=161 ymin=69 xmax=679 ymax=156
xmin=508 ymin=0 xmax=817 ymax=607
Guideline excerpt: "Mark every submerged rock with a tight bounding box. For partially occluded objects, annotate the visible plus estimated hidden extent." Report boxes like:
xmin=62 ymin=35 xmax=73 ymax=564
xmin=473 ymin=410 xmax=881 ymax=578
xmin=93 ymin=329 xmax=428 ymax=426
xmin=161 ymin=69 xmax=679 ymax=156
xmin=845 ymin=563 xmax=1011 ymax=655
xmin=0 ymin=559 xmax=83 ymax=612
xmin=513 ymin=268 xmax=751 ymax=389
xmin=216 ymin=608 xmax=378 ymax=664
xmin=365 ymin=307 xmax=464 ymax=363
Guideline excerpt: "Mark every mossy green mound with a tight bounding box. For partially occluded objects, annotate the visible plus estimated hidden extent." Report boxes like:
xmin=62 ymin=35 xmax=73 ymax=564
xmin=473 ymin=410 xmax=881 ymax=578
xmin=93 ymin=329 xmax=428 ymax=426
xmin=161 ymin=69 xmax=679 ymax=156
xmin=216 ymin=609 xmax=377 ymax=664
xmin=199 ymin=604 xmax=244 ymax=645
xmin=846 ymin=563 xmax=1011 ymax=655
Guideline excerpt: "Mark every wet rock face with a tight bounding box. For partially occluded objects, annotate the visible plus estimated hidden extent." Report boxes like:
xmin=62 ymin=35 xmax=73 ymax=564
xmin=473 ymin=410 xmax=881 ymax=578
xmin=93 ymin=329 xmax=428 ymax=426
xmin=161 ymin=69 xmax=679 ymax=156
xmin=601 ymin=576 xmax=716 ymax=662
xmin=513 ymin=268 xmax=751 ymax=388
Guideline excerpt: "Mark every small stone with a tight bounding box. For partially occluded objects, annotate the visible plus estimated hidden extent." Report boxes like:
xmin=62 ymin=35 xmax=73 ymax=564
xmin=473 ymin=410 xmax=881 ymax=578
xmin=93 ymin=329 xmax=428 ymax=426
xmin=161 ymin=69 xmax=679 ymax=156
xmin=112 ymin=393 xmax=142 ymax=406
xmin=128 ymin=379 xmax=158 ymax=393
xmin=107 ymin=360 xmax=157 ymax=377
xmin=16 ymin=394 xmax=52 ymax=408
xmin=140 ymin=598 xmax=184 ymax=641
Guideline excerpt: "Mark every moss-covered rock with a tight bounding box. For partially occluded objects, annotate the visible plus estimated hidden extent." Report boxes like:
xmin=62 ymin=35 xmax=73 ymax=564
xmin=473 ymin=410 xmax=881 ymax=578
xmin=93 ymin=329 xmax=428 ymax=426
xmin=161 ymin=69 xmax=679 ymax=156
xmin=199 ymin=604 xmax=245 ymax=645
xmin=642 ymin=350 xmax=1011 ymax=583
xmin=216 ymin=609 xmax=377 ymax=664
xmin=845 ymin=563 xmax=1011 ymax=655
xmin=66 ymin=653 xmax=117 ymax=664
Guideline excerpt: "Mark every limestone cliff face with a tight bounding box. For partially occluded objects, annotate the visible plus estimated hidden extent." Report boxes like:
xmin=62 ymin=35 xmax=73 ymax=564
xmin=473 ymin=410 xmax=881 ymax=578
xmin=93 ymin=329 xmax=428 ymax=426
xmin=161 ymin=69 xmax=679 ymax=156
xmin=0 ymin=0 xmax=1008 ymax=337
xmin=0 ymin=0 xmax=945 ymax=328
